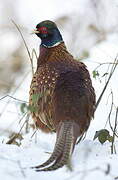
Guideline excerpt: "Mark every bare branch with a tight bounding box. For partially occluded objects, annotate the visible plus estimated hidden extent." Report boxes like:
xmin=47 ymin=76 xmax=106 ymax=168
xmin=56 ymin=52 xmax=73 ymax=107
xmin=111 ymin=107 xmax=118 ymax=154
xmin=0 ymin=95 xmax=28 ymax=103
xmin=11 ymin=20 xmax=34 ymax=75
xmin=95 ymin=55 xmax=118 ymax=111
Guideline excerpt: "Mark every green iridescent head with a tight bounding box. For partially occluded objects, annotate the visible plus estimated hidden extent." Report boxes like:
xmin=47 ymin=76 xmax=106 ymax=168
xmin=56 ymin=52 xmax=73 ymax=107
xmin=32 ymin=20 xmax=63 ymax=47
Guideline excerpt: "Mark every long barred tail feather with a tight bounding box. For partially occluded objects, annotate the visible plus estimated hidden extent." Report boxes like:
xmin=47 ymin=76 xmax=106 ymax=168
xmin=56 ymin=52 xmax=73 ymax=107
xmin=32 ymin=121 xmax=78 ymax=171
xmin=32 ymin=121 xmax=67 ymax=169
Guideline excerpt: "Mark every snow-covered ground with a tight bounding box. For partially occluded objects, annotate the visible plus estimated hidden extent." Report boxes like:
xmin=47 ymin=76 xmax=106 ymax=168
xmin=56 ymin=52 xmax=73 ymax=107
xmin=0 ymin=134 xmax=118 ymax=180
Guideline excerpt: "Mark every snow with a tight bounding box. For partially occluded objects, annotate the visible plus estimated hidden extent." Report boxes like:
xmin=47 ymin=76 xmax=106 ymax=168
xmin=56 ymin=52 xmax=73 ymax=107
xmin=0 ymin=136 xmax=118 ymax=180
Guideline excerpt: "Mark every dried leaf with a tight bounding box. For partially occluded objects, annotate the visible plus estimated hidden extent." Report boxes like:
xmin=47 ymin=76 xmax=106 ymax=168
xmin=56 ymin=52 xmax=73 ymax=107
xmin=6 ymin=133 xmax=23 ymax=146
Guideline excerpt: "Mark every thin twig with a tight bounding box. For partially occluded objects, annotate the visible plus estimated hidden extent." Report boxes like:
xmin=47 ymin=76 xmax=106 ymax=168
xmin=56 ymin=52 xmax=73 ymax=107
xmin=0 ymin=95 xmax=28 ymax=103
xmin=64 ymin=163 xmax=114 ymax=180
xmin=95 ymin=55 xmax=118 ymax=111
xmin=107 ymin=93 xmax=118 ymax=138
xmin=11 ymin=20 xmax=34 ymax=75
xmin=19 ymin=112 xmax=27 ymax=124
xmin=30 ymin=129 xmax=37 ymax=138
xmin=111 ymin=107 xmax=118 ymax=154
xmin=17 ymin=160 xmax=26 ymax=178
xmin=94 ymin=62 xmax=118 ymax=71
xmin=0 ymin=71 xmax=30 ymax=118
xmin=32 ymin=48 xmax=38 ymax=61
xmin=105 ymin=91 xmax=114 ymax=128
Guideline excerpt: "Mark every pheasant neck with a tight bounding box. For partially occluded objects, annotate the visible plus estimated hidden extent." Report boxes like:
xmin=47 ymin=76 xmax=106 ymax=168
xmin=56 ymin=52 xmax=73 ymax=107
xmin=37 ymin=42 xmax=67 ymax=67
xmin=41 ymin=29 xmax=63 ymax=48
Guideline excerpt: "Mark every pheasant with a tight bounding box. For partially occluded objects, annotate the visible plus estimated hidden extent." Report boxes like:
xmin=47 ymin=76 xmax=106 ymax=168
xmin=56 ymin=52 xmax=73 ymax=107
xmin=29 ymin=20 xmax=96 ymax=171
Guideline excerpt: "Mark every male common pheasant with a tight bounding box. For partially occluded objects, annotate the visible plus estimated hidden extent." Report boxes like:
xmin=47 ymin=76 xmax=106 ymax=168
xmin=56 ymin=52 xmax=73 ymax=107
xmin=29 ymin=20 xmax=96 ymax=171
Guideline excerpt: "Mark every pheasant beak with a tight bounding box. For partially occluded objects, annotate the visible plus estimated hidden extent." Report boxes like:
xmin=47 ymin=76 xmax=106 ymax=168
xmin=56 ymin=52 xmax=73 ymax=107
xmin=31 ymin=29 xmax=40 ymax=34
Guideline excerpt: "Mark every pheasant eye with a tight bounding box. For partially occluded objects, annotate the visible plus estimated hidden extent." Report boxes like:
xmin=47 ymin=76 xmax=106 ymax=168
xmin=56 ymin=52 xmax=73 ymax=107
xmin=37 ymin=26 xmax=48 ymax=34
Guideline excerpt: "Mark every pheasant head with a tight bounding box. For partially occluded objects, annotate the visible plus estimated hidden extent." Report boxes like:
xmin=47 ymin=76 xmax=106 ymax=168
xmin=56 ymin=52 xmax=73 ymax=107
xmin=32 ymin=20 xmax=63 ymax=48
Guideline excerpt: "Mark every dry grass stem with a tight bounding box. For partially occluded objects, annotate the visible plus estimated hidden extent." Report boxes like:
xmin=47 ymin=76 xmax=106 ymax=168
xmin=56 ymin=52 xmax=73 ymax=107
xmin=11 ymin=20 xmax=34 ymax=75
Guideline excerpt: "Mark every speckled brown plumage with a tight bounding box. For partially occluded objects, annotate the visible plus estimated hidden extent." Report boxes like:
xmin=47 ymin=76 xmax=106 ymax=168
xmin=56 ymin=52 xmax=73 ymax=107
xmin=29 ymin=20 xmax=96 ymax=171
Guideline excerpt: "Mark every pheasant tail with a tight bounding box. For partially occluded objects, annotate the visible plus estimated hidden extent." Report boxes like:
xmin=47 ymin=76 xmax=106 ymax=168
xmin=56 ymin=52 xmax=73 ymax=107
xmin=35 ymin=120 xmax=80 ymax=171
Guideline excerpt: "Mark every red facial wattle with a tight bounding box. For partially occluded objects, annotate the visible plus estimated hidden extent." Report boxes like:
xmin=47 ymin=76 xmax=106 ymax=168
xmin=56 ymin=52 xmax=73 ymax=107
xmin=37 ymin=26 xmax=48 ymax=34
